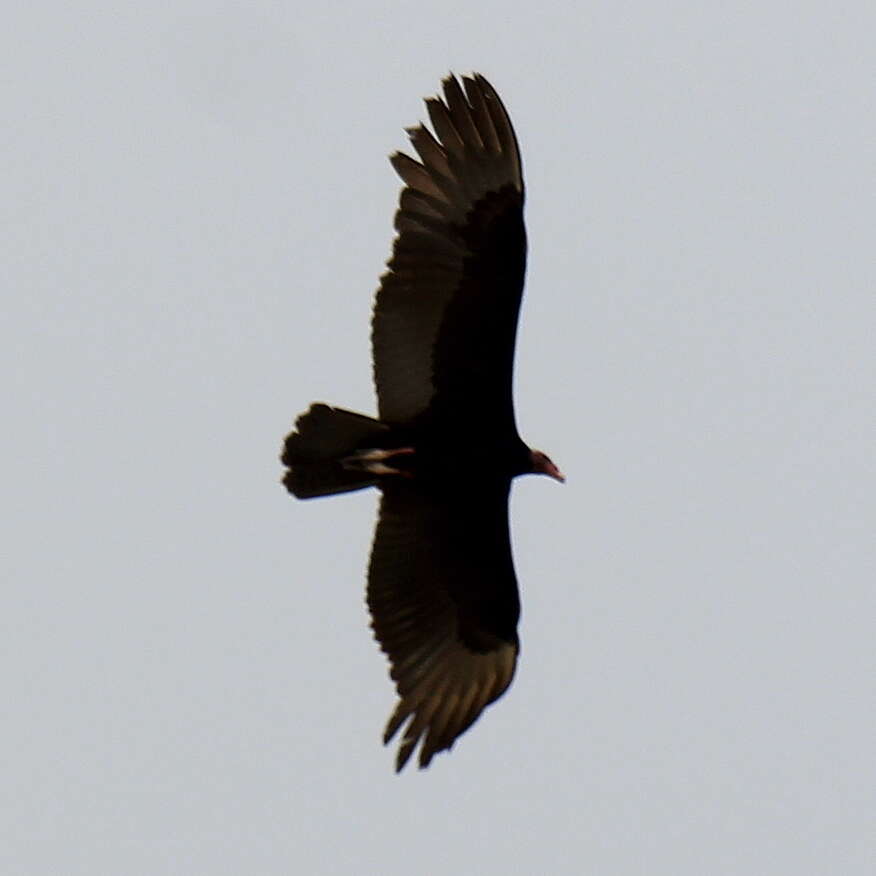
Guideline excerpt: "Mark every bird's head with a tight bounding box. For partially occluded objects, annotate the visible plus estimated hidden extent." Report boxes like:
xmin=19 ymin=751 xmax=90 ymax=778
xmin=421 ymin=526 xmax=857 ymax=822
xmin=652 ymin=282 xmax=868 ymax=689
xmin=529 ymin=449 xmax=565 ymax=483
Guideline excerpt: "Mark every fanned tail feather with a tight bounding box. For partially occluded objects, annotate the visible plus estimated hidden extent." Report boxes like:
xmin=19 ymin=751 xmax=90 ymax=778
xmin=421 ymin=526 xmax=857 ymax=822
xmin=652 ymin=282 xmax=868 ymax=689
xmin=281 ymin=404 xmax=387 ymax=499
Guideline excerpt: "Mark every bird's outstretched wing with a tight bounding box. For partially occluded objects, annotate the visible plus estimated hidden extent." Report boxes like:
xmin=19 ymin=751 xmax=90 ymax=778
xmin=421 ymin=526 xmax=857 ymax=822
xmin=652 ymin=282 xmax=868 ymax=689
xmin=371 ymin=74 xmax=526 ymax=433
xmin=367 ymin=480 xmax=520 ymax=770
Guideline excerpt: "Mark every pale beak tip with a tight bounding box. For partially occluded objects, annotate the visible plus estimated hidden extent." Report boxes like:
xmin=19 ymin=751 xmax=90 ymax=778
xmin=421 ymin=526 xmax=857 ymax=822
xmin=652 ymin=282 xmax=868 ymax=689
xmin=548 ymin=463 xmax=565 ymax=484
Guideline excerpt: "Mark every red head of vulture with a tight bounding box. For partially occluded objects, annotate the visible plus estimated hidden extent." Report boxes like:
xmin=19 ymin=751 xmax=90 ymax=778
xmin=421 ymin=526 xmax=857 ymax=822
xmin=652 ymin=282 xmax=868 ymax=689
xmin=281 ymin=74 xmax=563 ymax=772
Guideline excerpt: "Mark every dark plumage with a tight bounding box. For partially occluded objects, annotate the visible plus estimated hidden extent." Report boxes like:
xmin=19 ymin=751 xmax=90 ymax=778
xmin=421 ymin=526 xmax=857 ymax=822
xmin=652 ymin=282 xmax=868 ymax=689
xmin=281 ymin=74 xmax=562 ymax=771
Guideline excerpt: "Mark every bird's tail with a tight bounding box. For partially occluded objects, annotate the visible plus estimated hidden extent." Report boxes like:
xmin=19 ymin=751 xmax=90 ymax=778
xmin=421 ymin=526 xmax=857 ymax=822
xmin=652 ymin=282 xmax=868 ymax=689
xmin=281 ymin=404 xmax=389 ymax=499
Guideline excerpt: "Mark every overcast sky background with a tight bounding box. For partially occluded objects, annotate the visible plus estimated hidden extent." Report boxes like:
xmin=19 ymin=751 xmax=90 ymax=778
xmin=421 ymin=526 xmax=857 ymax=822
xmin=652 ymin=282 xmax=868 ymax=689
xmin=4 ymin=2 xmax=874 ymax=874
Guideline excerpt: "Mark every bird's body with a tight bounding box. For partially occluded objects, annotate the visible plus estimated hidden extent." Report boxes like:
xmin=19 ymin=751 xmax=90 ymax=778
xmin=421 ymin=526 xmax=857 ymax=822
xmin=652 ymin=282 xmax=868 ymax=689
xmin=281 ymin=74 xmax=562 ymax=771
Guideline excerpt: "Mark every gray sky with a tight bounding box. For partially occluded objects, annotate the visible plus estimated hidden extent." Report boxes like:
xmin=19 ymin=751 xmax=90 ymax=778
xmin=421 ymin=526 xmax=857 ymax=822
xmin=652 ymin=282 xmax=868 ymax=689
xmin=4 ymin=2 xmax=875 ymax=874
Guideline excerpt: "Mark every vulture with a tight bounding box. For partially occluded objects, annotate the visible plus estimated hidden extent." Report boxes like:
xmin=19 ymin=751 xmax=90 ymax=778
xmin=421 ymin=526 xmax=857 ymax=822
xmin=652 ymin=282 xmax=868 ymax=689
xmin=281 ymin=74 xmax=563 ymax=772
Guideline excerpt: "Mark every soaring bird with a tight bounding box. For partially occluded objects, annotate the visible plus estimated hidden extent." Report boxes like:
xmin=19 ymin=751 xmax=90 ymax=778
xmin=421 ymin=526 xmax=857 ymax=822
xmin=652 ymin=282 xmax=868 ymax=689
xmin=281 ymin=74 xmax=563 ymax=771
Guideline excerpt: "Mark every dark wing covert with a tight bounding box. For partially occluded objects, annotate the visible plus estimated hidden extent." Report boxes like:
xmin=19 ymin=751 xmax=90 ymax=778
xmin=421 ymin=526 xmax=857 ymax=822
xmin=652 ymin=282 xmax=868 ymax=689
xmin=367 ymin=481 xmax=520 ymax=771
xmin=371 ymin=74 xmax=527 ymax=432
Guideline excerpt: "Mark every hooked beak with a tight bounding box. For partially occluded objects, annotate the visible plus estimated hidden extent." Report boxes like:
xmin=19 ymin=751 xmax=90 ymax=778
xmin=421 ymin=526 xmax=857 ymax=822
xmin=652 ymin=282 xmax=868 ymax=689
xmin=531 ymin=451 xmax=565 ymax=483
xmin=544 ymin=461 xmax=565 ymax=483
